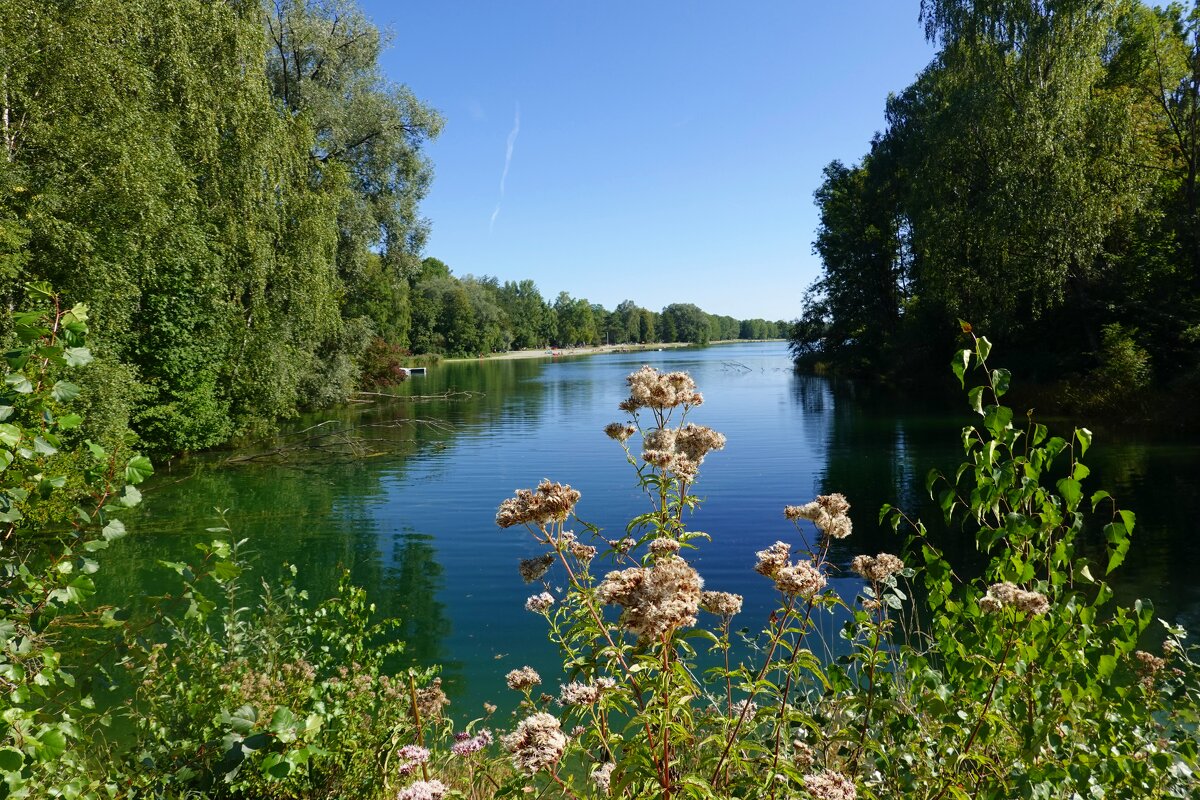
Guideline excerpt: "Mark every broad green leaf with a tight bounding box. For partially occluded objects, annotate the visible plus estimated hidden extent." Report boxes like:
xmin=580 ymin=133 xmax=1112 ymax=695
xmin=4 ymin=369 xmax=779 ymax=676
xmin=125 ymin=455 xmax=153 ymax=485
xmin=56 ymin=413 xmax=82 ymax=430
xmin=0 ymin=424 xmax=19 ymax=448
xmin=975 ymin=336 xmax=992 ymax=362
xmin=0 ymin=747 xmax=23 ymax=771
xmin=63 ymin=347 xmax=92 ymax=367
xmin=967 ymin=385 xmax=985 ymax=416
xmin=102 ymin=519 xmax=126 ymax=541
xmin=952 ymin=349 xmax=970 ymax=387
xmin=51 ymin=381 xmax=80 ymax=403
xmin=1057 ymin=478 xmax=1082 ymax=510
xmin=0 ymin=405 xmax=12 ymax=422
xmin=4 ymin=373 xmax=32 ymax=394
xmin=1075 ymin=427 xmax=1092 ymax=457
xmin=991 ymin=367 xmax=1010 ymax=397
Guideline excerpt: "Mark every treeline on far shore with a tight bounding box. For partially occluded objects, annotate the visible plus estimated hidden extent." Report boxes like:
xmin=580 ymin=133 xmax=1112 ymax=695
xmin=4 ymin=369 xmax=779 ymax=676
xmin=791 ymin=1 xmax=1200 ymax=424
xmin=0 ymin=0 xmax=780 ymax=456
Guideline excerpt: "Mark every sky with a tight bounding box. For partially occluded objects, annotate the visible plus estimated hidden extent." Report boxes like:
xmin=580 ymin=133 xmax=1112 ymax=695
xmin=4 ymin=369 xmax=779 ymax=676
xmin=360 ymin=1 xmax=937 ymax=321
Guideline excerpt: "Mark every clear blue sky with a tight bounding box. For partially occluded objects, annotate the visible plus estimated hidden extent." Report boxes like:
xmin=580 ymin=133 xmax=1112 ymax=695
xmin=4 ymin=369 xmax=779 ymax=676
xmin=361 ymin=1 xmax=936 ymax=321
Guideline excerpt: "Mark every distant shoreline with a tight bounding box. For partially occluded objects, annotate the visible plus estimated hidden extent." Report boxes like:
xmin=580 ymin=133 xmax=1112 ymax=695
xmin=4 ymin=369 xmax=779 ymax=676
xmin=442 ymin=342 xmax=692 ymax=363
xmin=442 ymin=340 xmax=781 ymax=364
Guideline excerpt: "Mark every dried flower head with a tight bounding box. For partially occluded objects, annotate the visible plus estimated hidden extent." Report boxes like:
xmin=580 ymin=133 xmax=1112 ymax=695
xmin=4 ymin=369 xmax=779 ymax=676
xmin=397 ymin=779 xmax=448 ymax=800
xmin=604 ymin=422 xmax=637 ymax=442
xmin=611 ymin=537 xmax=637 ymax=554
xmin=774 ymin=560 xmax=826 ymax=599
xmin=559 ymin=681 xmax=602 ymax=706
xmin=525 ymin=592 xmax=555 ymax=613
xmin=619 ymin=366 xmax=703 ymax=412
xmin=592 ymin=762 xmax=616 ymax=795
xmin=850 ymin=553 xmax=904 ymax=583
xmin=501 ymin=712 xmax=568 ymax=774
xmin=793 ymin=740 xmax=815 ymax=771
xmin=649 ymin=537 xmax=682 ymax=557
xmin=980 ymin=582 xmax=1050 ymax=617
xmin=1135 ymin=649 xmax=1167 ymax=687
xmin=570 ymin=542 xmax=598 ymax=564
xmin=803 ymin=770 xmax=857 ymax=800
xmin=450 ymin=729 xmax=493 ymax=756
xmin=700 ymin=590 xmax=744 ymax=619
xmin=597 ymin=557 xmax=703 ymax=641
xmin=786 ymin=494 xmax=853 ymax=539
xmin=496 ymin=480 xmax=582 ymax=528
xmin=413 ymin=678 xmax=447 ymax=721
xmin=519 ymin=553 xmax=555 ymax=583
xmin=396 ymin=744 xmax=430 ymax=776
xmin=506 ymin=666 xmax=542 ymax=692
xmin=754 ymin=541 xmax=792 ymax=579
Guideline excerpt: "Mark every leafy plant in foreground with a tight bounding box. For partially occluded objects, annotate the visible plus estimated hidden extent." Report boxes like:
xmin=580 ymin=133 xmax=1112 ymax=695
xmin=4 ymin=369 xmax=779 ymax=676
xmin=473 ymin=342 xmax=1199 ymax=799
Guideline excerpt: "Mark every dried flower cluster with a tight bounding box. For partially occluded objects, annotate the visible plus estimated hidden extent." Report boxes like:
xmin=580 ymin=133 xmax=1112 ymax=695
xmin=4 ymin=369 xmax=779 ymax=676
xmin=803 ymin=770 xmax=857 ymax=800
xmin=591 ymin=761 xmax=615 ymax=795
xmin=397 ymin=779 xmax=447 ymax=800
xmin=525 ymin=592 xmax=555 ymax=613
xmin=700 ymin=590 xmax=744 ymax=619
xmin=785 ymin=493 xmax=853 ymax=539
xmin=506 ymin=666 xmax=542 ymax=692
xmin=851 ymin=552 xmax=904 ymax=583
xmin=603 ymin=422 xmax=637 ymax=441
xmin=641 ymin=423 xmax=726 ymax=481
xmin=496 ymin=480 xmax=581 ymax=529
xmin=518 ymin=553 xmax=555 ymax=583
xmin=450 ymin=728 xmax=493 ymax=756
xmin=619 ymin=365 xmax=704 ymax=412
xmin=501 ymin=712 xmax=568 ymax=774
xmin=979 ymin=581 xmax=1050 ymax=616
xmin=559 ymin=680 xmax=603 ymax=706
xmin=755 ymin=541 xmax=827 ymax=599
xmin=597 ymin=556 xmax=703 ymax=640
xmin=414 ymin=679 xmax=448 ymax=720
xmin=1135 ymin=649 xmax=1167 ymax=687
xmin=649 ymin=537 xmax=682 ymax=557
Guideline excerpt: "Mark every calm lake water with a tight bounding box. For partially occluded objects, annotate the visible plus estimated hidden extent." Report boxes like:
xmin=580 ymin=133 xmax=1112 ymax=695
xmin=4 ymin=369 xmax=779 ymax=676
xmin=97 ymin=341 xmax=1200 ymax=714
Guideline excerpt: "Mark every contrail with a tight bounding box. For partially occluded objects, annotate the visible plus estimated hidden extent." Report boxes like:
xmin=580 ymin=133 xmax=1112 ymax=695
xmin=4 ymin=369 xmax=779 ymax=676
xmin=491 ymin=104 xmax=520 ymax=232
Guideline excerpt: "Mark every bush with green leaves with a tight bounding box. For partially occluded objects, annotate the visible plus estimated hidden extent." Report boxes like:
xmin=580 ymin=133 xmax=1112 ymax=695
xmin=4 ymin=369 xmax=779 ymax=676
xmin=0 ymin=284 xmax=152 ymax=797
xmin=469 ymin=340 xmax=1199 ymax=800
xmin=121 ymin=533 xmax=447 ymax=799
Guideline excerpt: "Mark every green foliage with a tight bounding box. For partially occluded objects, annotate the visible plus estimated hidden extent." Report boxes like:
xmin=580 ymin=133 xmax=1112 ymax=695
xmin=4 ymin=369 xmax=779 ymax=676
xmin=0 ymin=287 xmax=152 ymax=797
xmin=795 ymin=0 xmax=1200 ymax=414
xmin=122 ymin=533 xmax=441 ymax=799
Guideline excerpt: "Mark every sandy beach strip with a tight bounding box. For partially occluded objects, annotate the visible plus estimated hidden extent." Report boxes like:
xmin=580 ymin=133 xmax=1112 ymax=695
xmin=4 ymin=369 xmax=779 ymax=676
xmin=442 ymin=342 xmax=696 ymax=363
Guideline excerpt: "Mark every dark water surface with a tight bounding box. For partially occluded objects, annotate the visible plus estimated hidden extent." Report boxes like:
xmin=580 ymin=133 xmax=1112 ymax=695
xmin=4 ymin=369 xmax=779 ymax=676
xmin=96 ymin=342 xmax=1200 ymax=714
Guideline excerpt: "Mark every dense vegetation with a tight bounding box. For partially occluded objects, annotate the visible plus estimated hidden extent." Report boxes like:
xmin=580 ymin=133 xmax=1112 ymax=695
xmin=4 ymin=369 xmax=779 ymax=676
xmin=791 ymin=0 xmax=1200 ymax=419
xmin=0 ymin=0 xmax=784 ymax=456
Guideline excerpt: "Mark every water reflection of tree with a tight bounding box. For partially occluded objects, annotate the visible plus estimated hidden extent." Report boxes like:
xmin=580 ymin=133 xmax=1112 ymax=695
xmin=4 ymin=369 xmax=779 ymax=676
xmin=387 ymin=531 xmax=455 ymax=679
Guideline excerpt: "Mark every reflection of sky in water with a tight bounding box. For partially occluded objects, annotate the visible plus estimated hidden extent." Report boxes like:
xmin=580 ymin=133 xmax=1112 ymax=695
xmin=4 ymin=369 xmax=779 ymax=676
xmin=99 ymin=342 xmax=1200 ymax=716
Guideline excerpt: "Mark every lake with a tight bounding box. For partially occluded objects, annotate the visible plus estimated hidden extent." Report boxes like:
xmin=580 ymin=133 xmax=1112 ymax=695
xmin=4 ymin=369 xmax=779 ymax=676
xmin=97 ymin=341 xmax=1200 ymax=715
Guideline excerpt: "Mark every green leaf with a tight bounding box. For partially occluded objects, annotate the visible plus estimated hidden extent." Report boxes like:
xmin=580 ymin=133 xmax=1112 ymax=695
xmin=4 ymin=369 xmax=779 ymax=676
xmin=33 ymin=436 xmax=58 ymax=456
xmin=63 ymin=347 xmax=92 ymax=367
xmin=1090 ymin=490 xmax=1111 ymax=511
xmin=0 ymin=424 xmax=19 ymax=448
xmin=1031 ymin=423 xmax=1047 ymax=447
xmin=125 ymin=455 xmax=153 ymax=485
xmin=1057 ymin=478 xmax=1082 ymax=510
xmin=991 ymin=368 xmax=1010 ymax=397
xmin=51 ymin=381 xmax=80 ymax=403
xmin=0 ymin=747 xmax=23 ymax=771
xmin=102 ymin=519 xmax=126 ymax=541
xmin=952 ymin=349 xmax=970 ymax=388
xmin=967 ymin=386 xmax=985 ymax=416
xmin=1075 ymin=427 xmax=1092 ymax=457
xmin=983 ymin=405 xmax=1013 ymax=438
xmin=0 ymin=405 xmax=12 ymax=421
xmin=212 ymin=560 xmax=242 ymax=582
xmin=56 ymin=414 xmax=82 ymax=430
xmin=118 ymin=485 xmax=142 ymax=508
xmin=4 ymin=373 xmax=32 ymax=394
xmin=976 ymin=336 xmax=992 ymax=363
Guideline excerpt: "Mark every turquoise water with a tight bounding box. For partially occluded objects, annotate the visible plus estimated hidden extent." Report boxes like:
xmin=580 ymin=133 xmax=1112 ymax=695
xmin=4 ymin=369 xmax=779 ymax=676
xmin=97 ymin=341 xmax=1200 ymax=713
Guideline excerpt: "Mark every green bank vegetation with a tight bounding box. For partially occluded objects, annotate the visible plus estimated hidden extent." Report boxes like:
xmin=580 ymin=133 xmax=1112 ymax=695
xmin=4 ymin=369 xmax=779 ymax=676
xmin=0 ymin=0 xmax=784 ymax=457
xmin=791 ymin=0 xmax=1200 ymax=420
